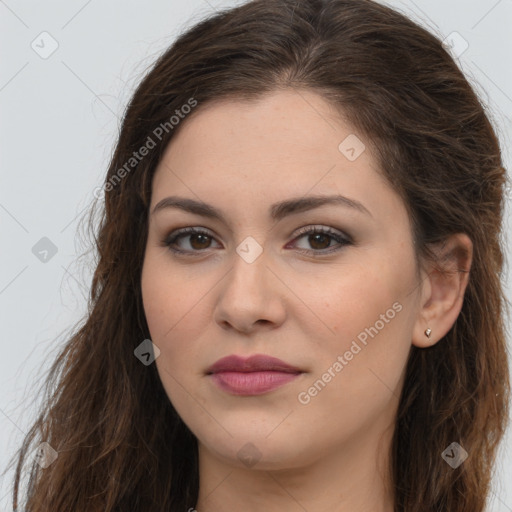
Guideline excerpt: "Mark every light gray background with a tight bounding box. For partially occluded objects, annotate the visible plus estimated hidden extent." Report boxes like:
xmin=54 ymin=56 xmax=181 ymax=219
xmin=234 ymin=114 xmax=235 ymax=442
xmin=1 ymin=0 xmax=511 ymax=510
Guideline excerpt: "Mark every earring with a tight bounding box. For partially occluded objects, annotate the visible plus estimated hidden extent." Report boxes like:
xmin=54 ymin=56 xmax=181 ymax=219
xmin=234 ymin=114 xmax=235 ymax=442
xmin=424 ymin=327 xmax=432 ymax=338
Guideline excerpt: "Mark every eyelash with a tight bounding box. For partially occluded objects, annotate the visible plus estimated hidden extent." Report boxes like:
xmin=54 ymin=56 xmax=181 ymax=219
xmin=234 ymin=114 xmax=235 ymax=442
xmin=161 ymin=225 xmax=352 ymax=257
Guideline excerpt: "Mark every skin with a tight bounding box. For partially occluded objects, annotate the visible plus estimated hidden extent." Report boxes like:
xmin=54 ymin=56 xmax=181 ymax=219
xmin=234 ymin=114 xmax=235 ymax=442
xmin=141 ymin=88 xmax=472 ymax=512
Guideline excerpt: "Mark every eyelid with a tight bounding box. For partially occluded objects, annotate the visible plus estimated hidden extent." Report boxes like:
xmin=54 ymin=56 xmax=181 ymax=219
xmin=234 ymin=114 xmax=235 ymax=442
xmin=291 ymin=224 xmax=352 ymax=242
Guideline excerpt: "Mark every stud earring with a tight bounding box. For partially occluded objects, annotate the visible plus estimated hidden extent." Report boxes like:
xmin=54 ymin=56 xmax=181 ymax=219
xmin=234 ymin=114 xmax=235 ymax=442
xmin=424 ymin=327 xmax=432 ymax=338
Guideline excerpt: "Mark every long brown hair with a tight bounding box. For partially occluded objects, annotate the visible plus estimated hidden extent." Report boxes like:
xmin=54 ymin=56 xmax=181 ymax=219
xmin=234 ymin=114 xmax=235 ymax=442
xmin=8 ymin=0 xmax=510 ymax=510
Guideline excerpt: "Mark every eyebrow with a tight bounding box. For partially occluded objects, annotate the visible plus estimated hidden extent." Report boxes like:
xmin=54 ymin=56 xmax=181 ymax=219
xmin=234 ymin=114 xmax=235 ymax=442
xmin=151 ymin=194 xmax=372 ymax=222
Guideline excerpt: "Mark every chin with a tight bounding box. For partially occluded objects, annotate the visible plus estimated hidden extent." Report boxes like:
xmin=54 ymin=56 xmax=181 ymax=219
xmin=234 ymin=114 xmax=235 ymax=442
xmin=196 ymin=425 xmax=318 ymax=471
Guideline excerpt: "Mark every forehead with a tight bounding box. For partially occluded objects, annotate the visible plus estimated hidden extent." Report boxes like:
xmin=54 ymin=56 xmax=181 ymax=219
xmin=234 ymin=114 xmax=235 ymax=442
xmin=150 ymin=89 xmax=405 ymax=228
xmin=158 ymin=89 xmax=358 ymax=173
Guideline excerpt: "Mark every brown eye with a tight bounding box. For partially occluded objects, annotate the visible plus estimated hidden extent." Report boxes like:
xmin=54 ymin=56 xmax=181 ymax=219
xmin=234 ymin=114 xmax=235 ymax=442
xmin=307 ymin=232 xmax=332 ymax=250
xmin=163 ymin=227 xmax=220 ymax=254
xmin=187 ymin=233 xmax=212 ymax=250
xmin=290 ymin=226 xmax=352 ymax=256
xmin=163 ymin=225 xmax=352 ymax=257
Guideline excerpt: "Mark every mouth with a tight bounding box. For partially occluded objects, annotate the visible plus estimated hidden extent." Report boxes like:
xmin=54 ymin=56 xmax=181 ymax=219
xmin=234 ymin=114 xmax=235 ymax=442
xmin=206 ymin=354 xmax=304 ymax=396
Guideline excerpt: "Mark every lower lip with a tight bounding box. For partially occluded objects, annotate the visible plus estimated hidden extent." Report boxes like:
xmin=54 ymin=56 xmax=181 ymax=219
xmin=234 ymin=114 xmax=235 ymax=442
xmin=209 ymin=371 xmax=301 ymax=395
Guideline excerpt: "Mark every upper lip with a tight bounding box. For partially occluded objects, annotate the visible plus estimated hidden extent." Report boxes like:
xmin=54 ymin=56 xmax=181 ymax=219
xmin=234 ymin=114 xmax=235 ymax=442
xmin=206 ymin=354 xmax=302 ymax=374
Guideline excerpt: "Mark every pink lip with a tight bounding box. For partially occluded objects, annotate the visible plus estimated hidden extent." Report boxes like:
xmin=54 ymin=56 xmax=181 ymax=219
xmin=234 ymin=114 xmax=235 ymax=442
xmin=206 ymin=354 xmax=303 ymax=396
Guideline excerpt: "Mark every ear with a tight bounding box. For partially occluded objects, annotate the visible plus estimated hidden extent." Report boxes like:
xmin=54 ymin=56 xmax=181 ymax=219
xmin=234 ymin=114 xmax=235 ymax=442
xmin=412 ymin=233 xmax=473 ymax=348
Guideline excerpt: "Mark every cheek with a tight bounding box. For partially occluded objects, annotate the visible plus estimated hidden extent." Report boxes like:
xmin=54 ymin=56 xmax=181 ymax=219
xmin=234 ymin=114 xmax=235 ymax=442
xmin=295 ymin=300 xmax=412 ymax=442
xmin=141 ymin=265 xmax=179 ymax=380
xmin=301 ymin=258 xmax=416 ymax=399
xmin=141 ymin=256 xmax=215 ymax=397
xmin=142 ymin=255 xmax=205 ymax=341
xmin=141 ymin=266 xmax=206 ymax=423
xmin=308 ymin=259 xmax=406 ymax=343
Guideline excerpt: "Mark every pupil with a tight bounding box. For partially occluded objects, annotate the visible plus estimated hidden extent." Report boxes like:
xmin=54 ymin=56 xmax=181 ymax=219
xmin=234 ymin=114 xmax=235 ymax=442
xmin=310 ymin=233 xmax=330 ymax=249
xmin=191 ymin=234 xmax=210 ymax=249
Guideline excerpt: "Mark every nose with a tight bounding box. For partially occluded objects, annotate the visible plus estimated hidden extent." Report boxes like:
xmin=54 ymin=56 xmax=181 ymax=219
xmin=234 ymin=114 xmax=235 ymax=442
xmin=213 ymin=246 xmax=286 ymax=335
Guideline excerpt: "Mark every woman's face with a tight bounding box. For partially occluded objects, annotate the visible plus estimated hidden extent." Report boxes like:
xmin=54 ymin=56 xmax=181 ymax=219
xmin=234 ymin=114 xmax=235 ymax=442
xmin=141 ymin=89 xmax=425 ymax=470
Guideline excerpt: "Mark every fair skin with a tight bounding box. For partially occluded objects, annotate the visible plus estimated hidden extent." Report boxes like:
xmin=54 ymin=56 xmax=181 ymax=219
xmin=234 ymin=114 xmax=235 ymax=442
xmin=141 ymin=88 xmax=472 ymax=512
